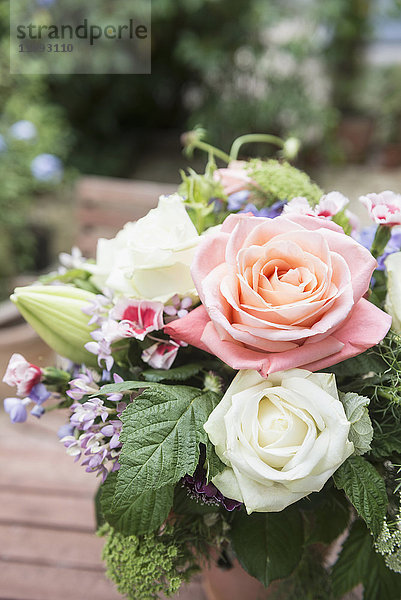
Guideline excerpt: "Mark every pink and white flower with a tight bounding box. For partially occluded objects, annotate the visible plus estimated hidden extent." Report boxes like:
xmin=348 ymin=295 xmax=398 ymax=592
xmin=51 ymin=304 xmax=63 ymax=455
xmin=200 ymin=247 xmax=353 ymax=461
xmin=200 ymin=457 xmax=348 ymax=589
xmin=359 ymin=191 xmax=401 ymax=226
xmin=141 ymin=341 xmax=181 ymax=370
xmin=3 ymin=353 xmax=42 ymax=396
xmin=285 ymin=192 xmax=349 ymax=219
xmin=111 ymin=299 xmax=164 ymax=341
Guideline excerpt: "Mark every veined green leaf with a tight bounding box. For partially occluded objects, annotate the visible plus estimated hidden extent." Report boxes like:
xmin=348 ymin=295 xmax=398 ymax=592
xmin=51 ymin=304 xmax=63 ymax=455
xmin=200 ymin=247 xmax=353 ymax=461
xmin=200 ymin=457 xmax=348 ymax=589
xmin=113 ymin=385 xmax=221 ymax=509
xmin=230 ymin=508 xmax=304 ymax=587
xmin=100 ymin=472 xmax=174 ymax=536
xmin=142 ymin=363 xmax=202 ymax=382
xmin=333 ymin=456 xmax=387 ymax=537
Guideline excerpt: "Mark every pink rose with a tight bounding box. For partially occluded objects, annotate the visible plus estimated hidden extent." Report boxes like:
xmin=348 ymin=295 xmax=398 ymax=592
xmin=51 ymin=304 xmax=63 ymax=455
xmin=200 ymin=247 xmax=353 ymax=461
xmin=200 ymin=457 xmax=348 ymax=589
xmin=3 ymin=353 xmax=42 ymax=396
xmin=214 ymin=160 xmax=254 ymax=195
xmin=360 ymin=191 xmax=401 ymax=226
xmin=165 ymin=213 xmax=391 ymax=376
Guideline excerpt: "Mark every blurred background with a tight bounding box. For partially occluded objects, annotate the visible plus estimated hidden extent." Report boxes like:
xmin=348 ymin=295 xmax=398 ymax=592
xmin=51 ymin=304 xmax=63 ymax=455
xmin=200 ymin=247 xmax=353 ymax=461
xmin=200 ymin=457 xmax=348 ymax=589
xmin=1 ymin=0 xmax=401 ymax=301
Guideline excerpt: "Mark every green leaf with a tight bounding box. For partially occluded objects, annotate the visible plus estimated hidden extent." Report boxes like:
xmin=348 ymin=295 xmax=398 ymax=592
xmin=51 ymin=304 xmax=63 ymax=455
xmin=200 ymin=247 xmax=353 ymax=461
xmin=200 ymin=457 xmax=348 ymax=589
xmin=371 ymin=431 xmax=401 ymax=459
xmin=142 ymin=363 xmax=202 ymax=382
xmin=331 ymin=209 xmax=352 ymax=235
xmin=324 ymin=350 xmax=385 ymax=381
xmin=340 ymin=392 xmax=373 ymax=455
xmin=333 ymin=456 xmax=387 ymax=537
xmin=363 ymin=546 xmax=401 ymax=600
xmin=94 ymin=482 xmax=105 ymax=529
xmin=98 ymin=380 xmax=157 ymax=395
xmin=331 ymin=519 xmax=401 ymax=600
xmin=205 ymin=442 xmax=225 ymax=480
xmin=230 ymin=508 xmax=304 ymax=587
xmin=100 ymin=472 xmax=174 ymax=536
xmin=113 ymin=385 xmax=221 ymax=509
xmin=331 ymin=519 xmax=373 ymax=598
xmin=307 ymin=489 xmax=350 ymax=545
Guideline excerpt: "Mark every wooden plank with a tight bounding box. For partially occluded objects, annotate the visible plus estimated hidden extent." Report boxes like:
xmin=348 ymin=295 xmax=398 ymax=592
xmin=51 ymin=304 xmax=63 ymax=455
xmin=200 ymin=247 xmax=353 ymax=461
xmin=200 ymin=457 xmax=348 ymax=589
xmin=0 ymin=562 xmax=121 ymax=600
xmin=75 ymin=175 xmax=177 ymax=256
xmin=0 ymin=418 xmax=99 ymax=495
xmin=76 ymin=175 xmax=176 ymax=206
xmin=0 ymin=490 xmax=95 ymax=532
xmin=0 ymin=524 xmax=104 ymax=570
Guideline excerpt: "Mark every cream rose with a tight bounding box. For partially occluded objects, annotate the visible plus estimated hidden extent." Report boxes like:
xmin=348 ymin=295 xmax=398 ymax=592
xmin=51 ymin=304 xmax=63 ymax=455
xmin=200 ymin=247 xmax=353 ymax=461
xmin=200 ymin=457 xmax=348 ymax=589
xmin=88 ymin=194 xmax=200 ymax=302
xmin=204 ymin=368 xmax=353 ymax=513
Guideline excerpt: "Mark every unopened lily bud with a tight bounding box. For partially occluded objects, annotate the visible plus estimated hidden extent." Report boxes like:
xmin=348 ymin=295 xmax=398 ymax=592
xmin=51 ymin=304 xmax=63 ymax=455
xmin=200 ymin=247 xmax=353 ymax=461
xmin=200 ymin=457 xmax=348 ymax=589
xmin=11 ymin=285 xmax=98 ymax=367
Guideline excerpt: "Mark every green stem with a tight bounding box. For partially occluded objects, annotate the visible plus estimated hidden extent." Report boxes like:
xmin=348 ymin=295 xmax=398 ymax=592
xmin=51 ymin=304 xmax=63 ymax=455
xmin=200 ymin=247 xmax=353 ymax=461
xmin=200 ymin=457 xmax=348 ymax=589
xmin=371 ymin=225 xmax=392 ymax=259
xmin=229 ymin=133 xmax=284 ymax=161
xmin=191 ymin=140 xmax=231 ymax=164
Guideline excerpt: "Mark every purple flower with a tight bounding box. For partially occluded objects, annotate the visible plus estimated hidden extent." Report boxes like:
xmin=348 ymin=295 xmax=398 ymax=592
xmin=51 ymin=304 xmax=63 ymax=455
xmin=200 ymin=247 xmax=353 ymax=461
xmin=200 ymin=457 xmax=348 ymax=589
xmin=81 ymin=292 xmax=112 ymax=326
xmin=9 ymin=120 xmax=37 ymax=141
xmin=164 ymin=295 xmax=193 ymax=322
xmin=183 ymin=449 xmax=242 ymax=512
xmin=4 ymin=397 xmax=29 ymax=423
xmin=100 ymin=419 xmax=122 ymax=449
xmin=67 ymin=370 xmax=99 ymax=401
xmin=106 ymin=373 xmax=124 ymax=403
xmin=30 ymin=405 xmax=45 ymax=418
xmin=227 ymin=190 xmax=250 ymax=211
xmin=29 ymin=382 xmax=50 ymax=405
xmin=57 ymin=423 xmax=75 ymax=439
xmin=85 ymin=333 xmax=114 ymax=371
xmin=70 ymin=398 xmax=109 ymax=431
xmin=240 ymin=200 xmax=285 ymax=219
xmin=0 ymin=134 xmax=7 ymax=153
xmin=31 ymin=154 xmax=63 ymax=182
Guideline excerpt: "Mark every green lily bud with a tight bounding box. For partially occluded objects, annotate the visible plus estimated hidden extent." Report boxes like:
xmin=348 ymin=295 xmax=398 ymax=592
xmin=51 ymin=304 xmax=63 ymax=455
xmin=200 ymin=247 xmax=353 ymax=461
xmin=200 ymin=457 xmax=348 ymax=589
xmin=11 ymin=285 xmax=98 ymax=367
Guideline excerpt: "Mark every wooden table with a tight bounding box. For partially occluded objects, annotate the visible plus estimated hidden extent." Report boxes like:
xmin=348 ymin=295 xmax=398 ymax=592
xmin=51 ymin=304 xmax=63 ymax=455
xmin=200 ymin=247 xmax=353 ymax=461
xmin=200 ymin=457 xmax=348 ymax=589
xmin=0 ymin=407 xmax=206 ymax=600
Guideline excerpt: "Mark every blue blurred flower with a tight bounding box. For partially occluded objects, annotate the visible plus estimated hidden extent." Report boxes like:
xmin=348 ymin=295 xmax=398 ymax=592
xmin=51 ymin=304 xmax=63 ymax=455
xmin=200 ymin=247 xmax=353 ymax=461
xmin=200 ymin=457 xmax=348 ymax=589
xmin=36 ymin=0 xmax=56 ymax=5
xmin=4 ymin=397 xmax=29 ymax=423
xmin=208 ymin=197 xmax=224 ymax=213
xmin=9 ymin=120 xmax=37 ymax=141
xmin=240 ymin=200 xmax=286 ymax=219
xmin=227 ymin=190 xmax=250 ymax=211
xmin=31 ymin=153 xmax=63 ymax=182
xmin=57 ymin=423 xmax=75 ymax=439
xmin=31 ymin=405 xmax=45 ymax=418
xmin=0 ymin=134 xmax=7 ymax=153
xmin=29 ymin=382 xmax=51 ymax=405
xmin=355 ymin=225 xmax=401 ymax=270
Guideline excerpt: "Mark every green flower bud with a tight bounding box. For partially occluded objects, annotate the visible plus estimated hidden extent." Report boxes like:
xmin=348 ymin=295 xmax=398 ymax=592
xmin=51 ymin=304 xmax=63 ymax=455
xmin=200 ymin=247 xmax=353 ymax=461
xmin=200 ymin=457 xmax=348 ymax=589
xmin=282 ymin=137 xmax=301 ymax=160
xmin=11 ymin=285 xmax=98 ymax=367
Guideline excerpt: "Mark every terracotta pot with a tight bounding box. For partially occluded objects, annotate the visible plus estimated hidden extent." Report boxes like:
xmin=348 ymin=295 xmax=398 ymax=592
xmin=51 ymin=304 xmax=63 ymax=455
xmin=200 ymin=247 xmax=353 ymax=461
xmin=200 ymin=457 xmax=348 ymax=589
xmin=203 ymin=559 xmax=277 ymax=600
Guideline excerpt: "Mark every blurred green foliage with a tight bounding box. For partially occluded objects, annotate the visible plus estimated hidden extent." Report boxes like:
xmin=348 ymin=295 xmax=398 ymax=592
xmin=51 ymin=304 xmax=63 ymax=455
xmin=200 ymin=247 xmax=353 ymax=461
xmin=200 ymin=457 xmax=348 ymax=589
xmin=0 ymin=3 xmax=72 ymax=299
xmin=46 ymin=0 xmax=338 ymax=175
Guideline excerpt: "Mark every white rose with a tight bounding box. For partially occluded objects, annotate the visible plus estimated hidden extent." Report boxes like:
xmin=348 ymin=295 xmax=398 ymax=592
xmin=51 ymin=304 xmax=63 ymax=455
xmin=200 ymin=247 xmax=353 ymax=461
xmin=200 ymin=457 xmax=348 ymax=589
xmin=385 ymin=251 xmax=401 ymax=333
xmin=88 ymin=194 xmax=200 ymax=302
xmin=204 ymin=368 xmax=353 ymax=513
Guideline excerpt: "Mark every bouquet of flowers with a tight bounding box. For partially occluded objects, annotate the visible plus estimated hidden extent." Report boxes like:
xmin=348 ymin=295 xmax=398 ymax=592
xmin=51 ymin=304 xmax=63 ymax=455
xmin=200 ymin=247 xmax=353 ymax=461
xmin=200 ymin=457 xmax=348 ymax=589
xmin=4 ymin=131 xmax=401 ymax=600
